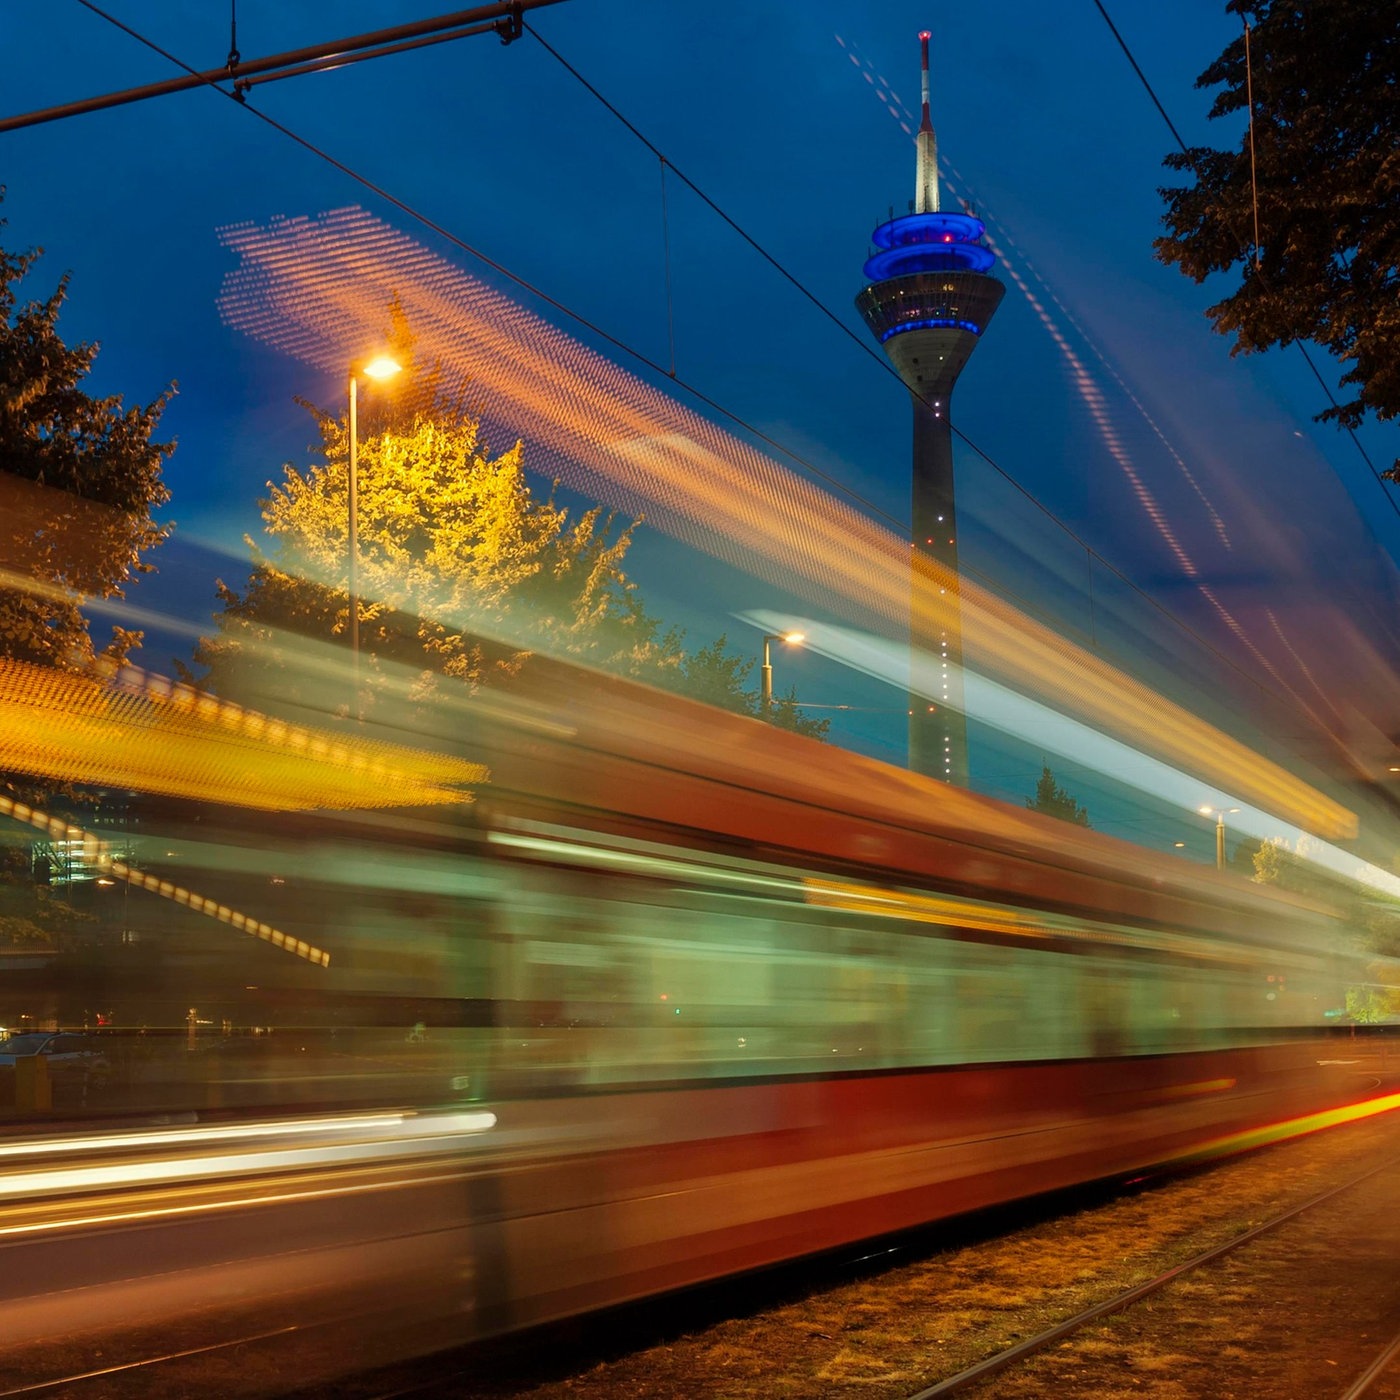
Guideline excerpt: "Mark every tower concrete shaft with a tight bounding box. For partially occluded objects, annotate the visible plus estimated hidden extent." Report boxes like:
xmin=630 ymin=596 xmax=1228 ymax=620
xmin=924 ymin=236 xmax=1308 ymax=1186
xmin=854 ymin=33 xmax=1004 ymax=785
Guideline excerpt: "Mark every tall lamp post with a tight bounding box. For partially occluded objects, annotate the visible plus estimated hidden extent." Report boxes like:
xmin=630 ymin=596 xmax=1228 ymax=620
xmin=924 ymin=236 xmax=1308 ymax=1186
xmin=761 ymin=632 xmax=805 ymax=714
xmin=1199 ymin=804 xmax=1241 ymax=871
xmin=347 ymin=354 xmax=402 ymax=718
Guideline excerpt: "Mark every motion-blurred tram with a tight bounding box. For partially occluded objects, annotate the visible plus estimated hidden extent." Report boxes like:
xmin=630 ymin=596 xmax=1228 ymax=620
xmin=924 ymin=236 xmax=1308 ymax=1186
xmin=0 ymin=659 xmax=1378 ymax=1366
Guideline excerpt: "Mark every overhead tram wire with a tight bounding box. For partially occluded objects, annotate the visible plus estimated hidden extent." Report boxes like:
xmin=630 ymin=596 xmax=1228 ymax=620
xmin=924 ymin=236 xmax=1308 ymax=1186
xmin=523 ymin=21 xmax=1111 ymax=546
xmin=51 ymin=3 xmax=1032 ymax=641
xmin=58 ymin=3 xmax=1371 ymax=765
xmin=1089 ymin=0 xmax=1400 ymax=527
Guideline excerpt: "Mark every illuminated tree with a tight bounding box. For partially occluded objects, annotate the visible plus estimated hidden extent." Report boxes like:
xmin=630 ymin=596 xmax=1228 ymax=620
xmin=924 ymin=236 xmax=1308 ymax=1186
xmin=196 ymin=331 xmax=827 ymax=739
xmin=0 ymin=217 xmax=173 ymax=670
xmin=1156 ymin=2 xmax=1400 ymax=473
xmin=193 ymin=404 xmax=683 ymax=714
xmin=1025 ymin=764 xmax=1090 ymax=828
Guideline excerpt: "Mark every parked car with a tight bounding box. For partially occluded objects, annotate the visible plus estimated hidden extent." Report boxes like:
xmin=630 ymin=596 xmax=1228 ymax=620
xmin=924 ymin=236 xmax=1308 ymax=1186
xmin=0 ymin=1031 xmax=111 ymax=1088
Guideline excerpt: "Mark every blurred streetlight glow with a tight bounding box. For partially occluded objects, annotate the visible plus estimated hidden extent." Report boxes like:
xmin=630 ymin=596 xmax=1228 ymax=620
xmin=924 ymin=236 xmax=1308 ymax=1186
xmin=361 ymin=354 xmax=402 ymax=381
xmin=761 ymin=632 xmax=804 ymax=714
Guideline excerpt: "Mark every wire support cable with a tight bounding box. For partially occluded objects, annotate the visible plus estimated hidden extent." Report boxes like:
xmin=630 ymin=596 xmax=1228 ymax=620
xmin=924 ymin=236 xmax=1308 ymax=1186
xmin=1 ymin=1 xmax=555 ymax=132
xmin=69 ymin=0 xmax=923 ymax=548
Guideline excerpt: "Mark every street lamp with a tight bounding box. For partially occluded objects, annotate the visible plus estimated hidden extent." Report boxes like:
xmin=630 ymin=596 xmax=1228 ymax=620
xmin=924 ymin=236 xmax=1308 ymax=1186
xmin=347 ymin=354 xmax=402 ymax=717
xmin=1198 ymin=804 xmax=1241 ymax=871
xmin=761 ymin=632 xmax=805 ymax=713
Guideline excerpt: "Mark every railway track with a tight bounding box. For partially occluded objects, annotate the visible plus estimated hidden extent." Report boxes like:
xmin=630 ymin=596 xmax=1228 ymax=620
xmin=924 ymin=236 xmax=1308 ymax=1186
xmin=12 ymin=1104 xmax=1400 ymax=1398
xmin=910 ymin=1149 xmax=1400 ymax=1398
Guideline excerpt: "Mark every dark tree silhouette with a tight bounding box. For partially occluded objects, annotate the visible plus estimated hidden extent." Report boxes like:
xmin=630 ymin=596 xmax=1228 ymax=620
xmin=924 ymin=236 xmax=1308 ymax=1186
xmin=1026 ymin=764 xmax=1091 ymax=828
xmin=1155 ymin=1 xmax=1400 ymax=474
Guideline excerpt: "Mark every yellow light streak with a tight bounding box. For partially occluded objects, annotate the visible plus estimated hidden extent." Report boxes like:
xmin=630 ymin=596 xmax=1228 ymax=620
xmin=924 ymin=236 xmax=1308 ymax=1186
xmin=1178 ymin=1086 xmax=1400 ymax=1163
xmin=0 ymin=656 xmax=487 ymax=812
xmin=802 ymin=876 xmax=1256 ymax=964
xmin=0 ymin=794 xmax=330 ymax=966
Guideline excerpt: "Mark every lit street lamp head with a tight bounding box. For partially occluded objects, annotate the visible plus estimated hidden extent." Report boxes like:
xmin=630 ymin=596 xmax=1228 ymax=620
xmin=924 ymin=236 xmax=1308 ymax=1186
xmin=359 ymin=355 xmax=402 ymax=382
xmin=760 ymin=632 xmax=805 ymax=713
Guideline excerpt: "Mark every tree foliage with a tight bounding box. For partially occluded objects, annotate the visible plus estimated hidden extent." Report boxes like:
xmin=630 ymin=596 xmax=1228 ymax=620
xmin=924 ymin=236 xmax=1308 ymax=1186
xmin=1025 ymin=764 xmax=1090 ymax=828
xmin=194 ymin=358 xmax=829 ymax=739
xmin=1155 ymin=2 xmax=1400 ymax=470
xmin=0 ymin=217 xmax=173 ymax=670
xmin=1229 ymin=834 xmax=1263 ymax=875
xmin=1250 ymin=834 xmax=1338 ymax=900
xmin=0 ymin=843 xmax=91 ymax=950
xmin=195 ymin=407 xmax=682 ymax=712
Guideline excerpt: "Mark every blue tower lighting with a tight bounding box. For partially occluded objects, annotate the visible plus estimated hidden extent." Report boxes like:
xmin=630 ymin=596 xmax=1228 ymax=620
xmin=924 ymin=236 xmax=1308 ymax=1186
xmin=855 ymin=30 xmax=1004 ymax=786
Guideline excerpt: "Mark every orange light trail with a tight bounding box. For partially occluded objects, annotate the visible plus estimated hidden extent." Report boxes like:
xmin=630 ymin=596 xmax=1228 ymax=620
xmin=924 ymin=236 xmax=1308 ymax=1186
xmin=215 ymin=207 xmax=1355 ymax=840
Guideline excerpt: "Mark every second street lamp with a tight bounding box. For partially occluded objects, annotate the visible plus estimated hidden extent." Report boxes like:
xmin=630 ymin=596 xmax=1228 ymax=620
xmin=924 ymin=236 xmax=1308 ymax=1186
xmin=1198 ymin=804 xmax=1241 ymax=872
xmin=347 ymin=354 xmax=402 ymax=718
xmin=760 ymin=632 xmax=805 ymax=714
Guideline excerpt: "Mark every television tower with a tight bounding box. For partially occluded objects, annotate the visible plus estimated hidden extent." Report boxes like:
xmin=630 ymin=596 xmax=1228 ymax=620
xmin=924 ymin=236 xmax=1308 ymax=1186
xmin=855 ymin=30 xmax=1004 ymax=785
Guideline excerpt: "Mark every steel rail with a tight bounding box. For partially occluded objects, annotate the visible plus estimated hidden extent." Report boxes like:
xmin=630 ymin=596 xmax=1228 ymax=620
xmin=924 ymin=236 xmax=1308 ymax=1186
xmin=0 ymin=1325 xmax=301 ymax=1396
xmin=0 ymin=0 xmax=565 ymax=133
xmin=1340 ymin=1327 xmax=1400 ymax=1400
xmin=906 ymin=1154 xmax=1398 ymax=1398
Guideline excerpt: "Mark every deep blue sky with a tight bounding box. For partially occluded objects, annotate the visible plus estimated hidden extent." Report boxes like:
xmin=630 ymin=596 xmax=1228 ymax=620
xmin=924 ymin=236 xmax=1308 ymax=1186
xmin=4 ymin=1 xmax=1399 ymax=834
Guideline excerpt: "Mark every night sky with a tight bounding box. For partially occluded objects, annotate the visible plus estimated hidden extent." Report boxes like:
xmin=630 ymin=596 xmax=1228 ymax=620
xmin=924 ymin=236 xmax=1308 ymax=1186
xmin=4 ymin=2 xmax=1398 ymax=846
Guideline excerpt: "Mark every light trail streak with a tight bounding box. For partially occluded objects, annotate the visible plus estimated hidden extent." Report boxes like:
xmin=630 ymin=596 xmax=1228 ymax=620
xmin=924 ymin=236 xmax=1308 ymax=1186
xmin=0 ymin=1111 xmax=416 ymax=1159
xmin=0 ymin=1110 xmax=497 ymax=1200
xmin=0 ymin=654 xmax=488 ymax=811
xmin=1181 ymin=1086 xmax=1400 ymax=1163
xmin=745 ymin=609 xmax=1397 ymax=898
xmin=0 ymin=792 xmax=331 ymax=966
xmin=216 ymin=206 xmax=1355 ymax=841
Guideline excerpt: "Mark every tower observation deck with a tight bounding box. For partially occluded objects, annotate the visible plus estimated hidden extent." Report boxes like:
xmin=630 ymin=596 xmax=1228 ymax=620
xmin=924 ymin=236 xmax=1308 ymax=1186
xmin=855 ymin=31 xmax=1004 ymax=786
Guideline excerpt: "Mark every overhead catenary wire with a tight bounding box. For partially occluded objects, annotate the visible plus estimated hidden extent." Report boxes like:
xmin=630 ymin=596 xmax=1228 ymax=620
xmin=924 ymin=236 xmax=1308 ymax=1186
xmin=65 ymin=0 xmax=920 ymax=548
xmin=1243 ymin=17 xmax=1262 ymax=270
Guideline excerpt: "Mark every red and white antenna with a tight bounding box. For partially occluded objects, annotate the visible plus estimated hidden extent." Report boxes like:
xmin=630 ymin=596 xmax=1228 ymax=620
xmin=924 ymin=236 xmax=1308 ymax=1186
xmin=915 ymin=29 xmax=940 ymax=214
